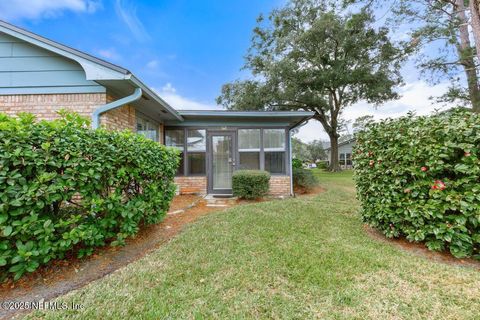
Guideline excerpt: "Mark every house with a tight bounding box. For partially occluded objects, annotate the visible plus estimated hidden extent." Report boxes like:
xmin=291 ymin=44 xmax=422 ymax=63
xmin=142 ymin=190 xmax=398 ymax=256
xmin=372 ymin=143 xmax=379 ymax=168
xmin=324 ymin=138 xmax=356 ymax=169
xmin=0 ymin=21 xmax=313 ymax=197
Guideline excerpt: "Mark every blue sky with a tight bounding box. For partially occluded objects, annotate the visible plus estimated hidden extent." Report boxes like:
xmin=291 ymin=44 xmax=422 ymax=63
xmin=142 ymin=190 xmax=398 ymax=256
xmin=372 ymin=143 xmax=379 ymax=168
xmin=0 ymin=0 xmax=452 ymax=142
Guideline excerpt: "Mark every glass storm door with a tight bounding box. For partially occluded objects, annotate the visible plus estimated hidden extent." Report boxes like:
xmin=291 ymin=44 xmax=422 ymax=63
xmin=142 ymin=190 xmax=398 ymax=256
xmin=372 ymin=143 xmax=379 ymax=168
xmin=209 ymin=132 xmax=235 ymax=194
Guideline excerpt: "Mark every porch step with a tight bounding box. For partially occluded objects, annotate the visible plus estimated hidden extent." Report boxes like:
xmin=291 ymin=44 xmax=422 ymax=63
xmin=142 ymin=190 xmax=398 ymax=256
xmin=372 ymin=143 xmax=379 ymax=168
xmin=204 ymin=194 xmax=238 ymax=207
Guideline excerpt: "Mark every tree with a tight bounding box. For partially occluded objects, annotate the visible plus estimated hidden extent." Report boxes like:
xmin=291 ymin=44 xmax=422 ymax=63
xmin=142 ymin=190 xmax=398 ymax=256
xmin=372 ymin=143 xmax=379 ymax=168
xmin=292 ymin=137 xmax=310 ymax=161
xmin=306 ymin=140 xmax=327 ymax=162
xmin=352 ymin=115 xmax=374 ymax=133
xmin=217 ymin=0 xmax=405 ymax=171
xmin=351 ymin=0 xmax=480 ymax=112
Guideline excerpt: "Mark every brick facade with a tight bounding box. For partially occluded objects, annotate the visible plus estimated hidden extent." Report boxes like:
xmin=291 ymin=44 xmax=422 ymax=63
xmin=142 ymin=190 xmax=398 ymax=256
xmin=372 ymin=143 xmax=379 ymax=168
xmin=269 ymin=175 xmax=291 ymax=197
xmin=174 ymin=175 xmax=291 ymax=197
xmin=0 ymin=93 xmax=106 ymax=121
xmin=174 ymin=176 xmax=207 ymax=195
xmin=0 ymin=93 xmax=143 ymax=132
xmin=99 ymin=104 xmax=136 ymax=131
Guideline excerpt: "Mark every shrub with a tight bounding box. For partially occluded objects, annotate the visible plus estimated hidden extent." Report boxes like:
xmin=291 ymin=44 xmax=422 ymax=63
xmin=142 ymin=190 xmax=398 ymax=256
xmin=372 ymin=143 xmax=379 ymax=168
xmin=232 ymin=170 xmax=270 ymax=199
xmin=315 ymin=160 xmax=328 ymax=170
xmin=292 ymin=158 xmax=303 ymax=169
xmin=0 ymin=112 xmax=179 ymax=280
xmin=354 ymin=109 xmax=480 ymax=259
xmin=293 ymin=167 xmax=318 ymax=193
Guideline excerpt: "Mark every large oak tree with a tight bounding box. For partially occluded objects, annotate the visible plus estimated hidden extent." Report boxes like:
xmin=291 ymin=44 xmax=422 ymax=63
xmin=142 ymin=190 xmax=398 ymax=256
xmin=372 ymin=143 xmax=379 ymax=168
xmin=217 ymin=0 xmax=405 ymax=171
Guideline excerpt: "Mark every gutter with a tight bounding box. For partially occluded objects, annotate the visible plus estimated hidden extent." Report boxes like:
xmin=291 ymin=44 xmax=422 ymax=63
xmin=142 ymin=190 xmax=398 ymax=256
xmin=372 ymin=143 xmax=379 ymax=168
xmin=92 ymin=87 xmax=142 ymax=129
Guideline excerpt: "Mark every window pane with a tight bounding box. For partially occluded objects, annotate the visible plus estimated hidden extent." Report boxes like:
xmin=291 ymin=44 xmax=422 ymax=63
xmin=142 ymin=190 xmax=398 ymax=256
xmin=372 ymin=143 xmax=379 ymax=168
xmin=187 ymin=129 xmax=206 ymax=151
xmin=188 ymin=152 xmax=206 ymax=175
xmin=265 ymin=152 xmax=285 ymax=174
xmin=346 ymin=153 xmax=352 ymax=166
xmin=238 ymin=129 xmax=260 ymax=151
xmin=165 ymin=129 xmax=184 ymax=149
xmin=176 ymin=152 xmax=185 ymax=176
xmin=136 ymin=117 xmax=158 ymax=142
xmin=264 ymin=129 xmax=285 ymax=151
xmin=239 ymin=152 xmax=260 ymax=170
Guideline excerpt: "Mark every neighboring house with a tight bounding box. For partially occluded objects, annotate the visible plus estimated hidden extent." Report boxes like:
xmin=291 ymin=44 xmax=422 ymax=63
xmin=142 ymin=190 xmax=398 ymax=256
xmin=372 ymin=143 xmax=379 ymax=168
xmin=0 ymin=21 xmax=313 ymax=197
xmin=324 ymin=138 xmax=356 ymax=169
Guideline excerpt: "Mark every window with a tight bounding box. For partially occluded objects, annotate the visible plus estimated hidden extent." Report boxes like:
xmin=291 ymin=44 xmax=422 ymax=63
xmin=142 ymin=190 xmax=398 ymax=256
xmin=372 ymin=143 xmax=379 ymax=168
xmin=346 ymin=153 xmax=352 ymax=166
xmin=136 ymin=116 xmax=158 ymax=142
xmin=264 ymin=129 xmax=286 ymax=174
xmin=339 ymin=153 xmax=346 ymax=166
xmin=165 ymin=129 xmax=185 ymax=175
xmin=238 ymin=129 xmax=260 ymax=170
xmin=187 ymin=129 xmax=206 ymax=175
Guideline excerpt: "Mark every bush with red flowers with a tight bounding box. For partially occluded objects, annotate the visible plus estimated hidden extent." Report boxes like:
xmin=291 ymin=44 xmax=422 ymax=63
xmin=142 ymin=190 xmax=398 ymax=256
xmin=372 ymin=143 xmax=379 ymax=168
xmin=354 ymin=109 xmax=480 ymax=259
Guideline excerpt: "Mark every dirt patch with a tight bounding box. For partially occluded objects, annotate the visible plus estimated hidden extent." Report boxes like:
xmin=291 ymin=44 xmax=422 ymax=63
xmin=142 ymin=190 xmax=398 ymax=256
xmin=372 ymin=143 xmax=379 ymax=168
xmin=168 ymin=194 xmax=203 ymax=212
xmin=364 ymin=225 xmax=480 ymax=269
xmin=294 ymin=186 xmax=325 ymax=196
xmin=0 ymin=199 xmax=221 ymax=320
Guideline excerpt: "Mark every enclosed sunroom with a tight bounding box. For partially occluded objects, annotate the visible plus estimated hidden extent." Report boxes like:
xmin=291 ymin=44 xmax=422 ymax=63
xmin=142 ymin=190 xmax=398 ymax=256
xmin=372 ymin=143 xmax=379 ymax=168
xmin=164 ymin=110 xmax=313 ymax=196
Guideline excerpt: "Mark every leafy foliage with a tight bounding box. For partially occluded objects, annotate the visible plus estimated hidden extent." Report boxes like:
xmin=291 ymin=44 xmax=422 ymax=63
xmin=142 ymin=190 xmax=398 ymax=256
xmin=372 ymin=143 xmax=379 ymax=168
xmin=217 ymin=0 xmax=405 ymax=171
xmin=232 ymin=170 xmax=270 ymax=199
xmin=293 ymin=168 xmax=319 ymax=193
xmin=349 ymin=0 xmax=480 ymax=111
xmin=354 ymin=109 xmax=480 ymax=259
xmin=0 ymin=112 xmax=179 ymax=280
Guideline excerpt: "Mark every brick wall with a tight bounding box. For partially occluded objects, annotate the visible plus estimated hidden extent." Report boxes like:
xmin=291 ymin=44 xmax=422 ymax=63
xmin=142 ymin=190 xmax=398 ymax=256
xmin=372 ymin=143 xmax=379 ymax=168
xmin=269 ymin=175 xmax=291 ymax=197
xmin=0 ymin=93 xmax=106 ymax=121
xmin=100 ymin=104 xmax=136 ymax=131
xmin=0 ymin=93 xmax=139 ymax=132
xmin=174 ymin=176 xmax=207 ymax=195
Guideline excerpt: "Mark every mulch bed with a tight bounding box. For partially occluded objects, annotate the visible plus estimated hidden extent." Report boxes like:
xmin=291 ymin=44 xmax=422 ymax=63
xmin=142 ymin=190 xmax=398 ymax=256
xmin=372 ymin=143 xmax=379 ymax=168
xmin=364 ymin=225 xmax=480 ymax=269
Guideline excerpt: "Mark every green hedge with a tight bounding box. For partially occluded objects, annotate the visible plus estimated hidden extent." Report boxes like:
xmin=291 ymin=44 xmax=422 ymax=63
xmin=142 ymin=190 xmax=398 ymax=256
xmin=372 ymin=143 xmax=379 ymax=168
xmin=232 ymin=170 xmax=270 ymax=199
xmin=354 ymin=109 xmax=480 ymax=259
xmin=293 ymin=167 xmax=318 ymax=192
xmin=0 ymin=112 xmax=179 ymax=280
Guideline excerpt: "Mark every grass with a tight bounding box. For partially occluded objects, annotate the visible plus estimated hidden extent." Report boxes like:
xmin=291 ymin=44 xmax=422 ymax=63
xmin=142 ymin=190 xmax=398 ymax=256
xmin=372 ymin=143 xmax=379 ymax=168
xmin=27 ymin=170 xmax=480 ymax=319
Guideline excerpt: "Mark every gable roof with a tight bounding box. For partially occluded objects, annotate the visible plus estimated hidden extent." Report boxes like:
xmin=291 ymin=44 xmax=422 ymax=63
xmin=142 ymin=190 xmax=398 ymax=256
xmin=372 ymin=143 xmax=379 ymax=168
xmin=0 ymin=20 xmax=183 ymax=121
xmin=324 ymin=138 xmax=356 ymax=151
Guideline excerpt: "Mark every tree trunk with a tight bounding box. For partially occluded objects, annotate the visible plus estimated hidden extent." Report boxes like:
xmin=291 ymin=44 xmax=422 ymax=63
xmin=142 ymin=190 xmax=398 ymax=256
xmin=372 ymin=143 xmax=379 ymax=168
xmin=457 ymin=0 xmax=480 ymax=112
xmin=328 ymin=133 xmax=341 ymax=172
xmin=470 ymin=0 xmax=480 ymax=62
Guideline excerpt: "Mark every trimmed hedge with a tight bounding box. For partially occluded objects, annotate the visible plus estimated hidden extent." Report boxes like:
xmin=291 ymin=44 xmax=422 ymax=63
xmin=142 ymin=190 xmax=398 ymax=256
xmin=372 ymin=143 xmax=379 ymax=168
xmin=232 ymin=170 xmax=270 ymax=199
xmin=354 ymin=109 xmax=480 ymax=259
xmin=293 ymin=167 xmax=318 ymax=192
xmin=0 ymin=112 xmax=179 ymax=280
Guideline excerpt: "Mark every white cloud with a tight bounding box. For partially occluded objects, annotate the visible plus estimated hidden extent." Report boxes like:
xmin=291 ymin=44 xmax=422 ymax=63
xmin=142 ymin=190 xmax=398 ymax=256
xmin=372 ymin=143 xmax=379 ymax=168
xmin=114 ymin=0 xmax=150 ymax=42
xmin=96 ymin=48 xmax=121 ymax=61
xmin=156 ymin=83 xmax=220 ymax=110
xmin=0 ymin=0 xmax=101 ymax=20
xmin=295 ymin=81 xmax=451 ymax=142
xmin=146 ymin=59 xmax=159 ymax=69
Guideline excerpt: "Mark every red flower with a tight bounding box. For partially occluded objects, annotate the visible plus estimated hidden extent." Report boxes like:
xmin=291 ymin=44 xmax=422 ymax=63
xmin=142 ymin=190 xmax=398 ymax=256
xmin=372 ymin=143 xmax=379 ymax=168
xmin=431 ymin=180 xmax=446 ymax=191
xmin=464 ymin=152 xmax=471 ymax=157
xmin=421 ymin=166 xmax=428 ymax=172
xmin=369 ymin=160 xmax=375 ymax=167
xmin=404 ymin=188 xmax=411 ymax=193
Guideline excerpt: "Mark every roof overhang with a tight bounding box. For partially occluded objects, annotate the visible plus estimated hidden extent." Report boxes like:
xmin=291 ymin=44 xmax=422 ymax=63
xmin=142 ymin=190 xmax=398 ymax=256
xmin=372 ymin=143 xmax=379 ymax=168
xmin=165 ymin=110 xmax=315 ymax=128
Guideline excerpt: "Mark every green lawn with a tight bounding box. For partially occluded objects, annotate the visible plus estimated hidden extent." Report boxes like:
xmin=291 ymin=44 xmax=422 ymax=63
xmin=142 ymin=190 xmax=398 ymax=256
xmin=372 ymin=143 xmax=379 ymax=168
xmin=28 ymin=170 xmax=480 ymax=319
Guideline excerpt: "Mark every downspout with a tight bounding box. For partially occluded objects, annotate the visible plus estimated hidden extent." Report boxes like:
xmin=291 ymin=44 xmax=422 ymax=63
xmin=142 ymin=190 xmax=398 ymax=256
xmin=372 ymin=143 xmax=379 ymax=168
xmin=92 ymin=87 xmax=143 ymax=129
